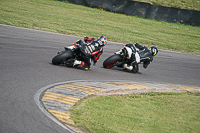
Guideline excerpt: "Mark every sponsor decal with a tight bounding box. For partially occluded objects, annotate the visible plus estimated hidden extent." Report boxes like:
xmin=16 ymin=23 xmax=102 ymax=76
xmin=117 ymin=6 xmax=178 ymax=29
xmin=88 ymin=46 xmax=93 ymax=52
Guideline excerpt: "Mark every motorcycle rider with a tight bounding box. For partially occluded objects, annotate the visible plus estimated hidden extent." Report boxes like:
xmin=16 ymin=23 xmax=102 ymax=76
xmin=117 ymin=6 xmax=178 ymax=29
xmin=115 ymin=43 xmax=158 ymax=73
xmin=65 ymin=36 xmax=107 ymax=70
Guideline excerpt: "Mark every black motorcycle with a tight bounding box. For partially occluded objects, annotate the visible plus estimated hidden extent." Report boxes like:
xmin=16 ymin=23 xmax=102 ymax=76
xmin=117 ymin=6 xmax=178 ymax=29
xmin=103 ymin=48 xmax=139 ymax=73
xmin=52 ymin=41 xmax=91 ymax=67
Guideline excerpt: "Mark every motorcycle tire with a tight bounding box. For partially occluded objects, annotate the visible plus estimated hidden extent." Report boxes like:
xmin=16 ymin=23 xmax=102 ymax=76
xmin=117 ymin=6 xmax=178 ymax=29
xmin=103 ymin=54 xmax=123 ymax=68
xmin=52 ymin=50 xmax=73 ymax=65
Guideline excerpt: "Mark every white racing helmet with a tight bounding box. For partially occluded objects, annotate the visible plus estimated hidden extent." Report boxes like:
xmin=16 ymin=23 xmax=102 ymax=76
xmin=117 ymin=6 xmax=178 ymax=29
xmin=98 ymin=36 xmax=107 ymax=46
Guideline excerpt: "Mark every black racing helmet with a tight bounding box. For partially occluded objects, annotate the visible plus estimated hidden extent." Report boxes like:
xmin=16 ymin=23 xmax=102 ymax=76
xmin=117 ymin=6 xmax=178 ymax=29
xmin=149 ymin=46 xmax=158 ymax=56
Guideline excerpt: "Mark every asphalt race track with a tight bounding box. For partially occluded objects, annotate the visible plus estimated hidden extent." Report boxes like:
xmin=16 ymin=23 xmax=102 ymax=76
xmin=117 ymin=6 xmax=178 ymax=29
xmin=0 ymin=24 xmax=200 ymax=133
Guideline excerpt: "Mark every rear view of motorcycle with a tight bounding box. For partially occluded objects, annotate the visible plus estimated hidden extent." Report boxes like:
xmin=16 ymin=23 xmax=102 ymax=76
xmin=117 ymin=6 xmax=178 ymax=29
xmin=52 ymin=42 xmax=91 ymax=68
xmin=103 ymin=43 xmax=158 ymax=73
xmin=52 ymin=49 xmax=74 ymax=66
xmin=103 ymin=47 xmax=139 ymax=73
xmin=103 ymin=53 xmax=123 ymax=68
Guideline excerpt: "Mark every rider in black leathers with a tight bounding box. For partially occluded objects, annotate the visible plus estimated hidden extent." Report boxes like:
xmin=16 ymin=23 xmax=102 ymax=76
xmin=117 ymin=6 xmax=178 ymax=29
xmin=115 ymin=43 xmax=158 ymax=73
xmin=65 ymin=36 xmax=107 ymax=69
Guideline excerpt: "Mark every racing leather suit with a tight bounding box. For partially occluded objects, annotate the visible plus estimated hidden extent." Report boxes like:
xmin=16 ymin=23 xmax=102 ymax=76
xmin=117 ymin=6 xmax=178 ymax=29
xmin=115 ymin=43 xmax=153 ymax=72
xmin=66 ymin=37 xmax=103 ymax=69
xmin=135 ymin=43 xmax=153 ymax=69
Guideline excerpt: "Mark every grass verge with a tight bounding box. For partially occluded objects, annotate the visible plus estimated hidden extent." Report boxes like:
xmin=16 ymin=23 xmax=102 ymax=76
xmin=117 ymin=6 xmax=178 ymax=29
xmin=70 ymin=92 xmax=200 ymax=133
xmin=0 ymin=0 xmax=200 ymax=55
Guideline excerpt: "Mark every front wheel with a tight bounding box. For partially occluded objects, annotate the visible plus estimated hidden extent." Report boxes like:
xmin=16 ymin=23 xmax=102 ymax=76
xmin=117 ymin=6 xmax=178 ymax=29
xmin=52 ymin=50 xmax=73 ymax=65
xmin=103 ymin=54 xmax=123 ymax=68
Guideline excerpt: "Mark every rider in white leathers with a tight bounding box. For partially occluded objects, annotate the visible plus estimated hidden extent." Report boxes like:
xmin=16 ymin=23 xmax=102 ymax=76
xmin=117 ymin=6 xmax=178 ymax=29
xmin=115 ymin=43 xmax=158 ymax=73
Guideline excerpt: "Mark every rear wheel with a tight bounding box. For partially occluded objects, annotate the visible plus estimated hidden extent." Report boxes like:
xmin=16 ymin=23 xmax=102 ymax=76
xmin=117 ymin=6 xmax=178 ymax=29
xmin=52 ymin=50 xmax=73 ymax=65
xmin=103 ymin=54 xmax=123 ymax=68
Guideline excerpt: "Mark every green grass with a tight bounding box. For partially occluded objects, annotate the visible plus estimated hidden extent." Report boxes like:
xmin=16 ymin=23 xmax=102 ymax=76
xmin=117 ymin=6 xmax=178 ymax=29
xmin=134 ymin=0 xmax=200 ymax=11
xmin=70 ymin=92 xmax=200 ymax=133
xmin=0 ymin=0 xmax=200 ymax=55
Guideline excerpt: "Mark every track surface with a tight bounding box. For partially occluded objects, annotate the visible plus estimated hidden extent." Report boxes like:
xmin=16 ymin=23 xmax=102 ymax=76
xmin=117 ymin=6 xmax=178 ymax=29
xmin=0 ymin=24 xmax=200 ymax=133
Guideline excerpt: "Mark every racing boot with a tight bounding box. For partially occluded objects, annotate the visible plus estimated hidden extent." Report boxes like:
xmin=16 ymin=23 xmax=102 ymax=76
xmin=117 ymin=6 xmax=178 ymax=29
xmin=131 ymin=64 xmax=139 ymax=73
xmin=73 ymin=60 xmax=89 ymax=70
xmin=123 ymin=64 xmax=133 ymax=71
